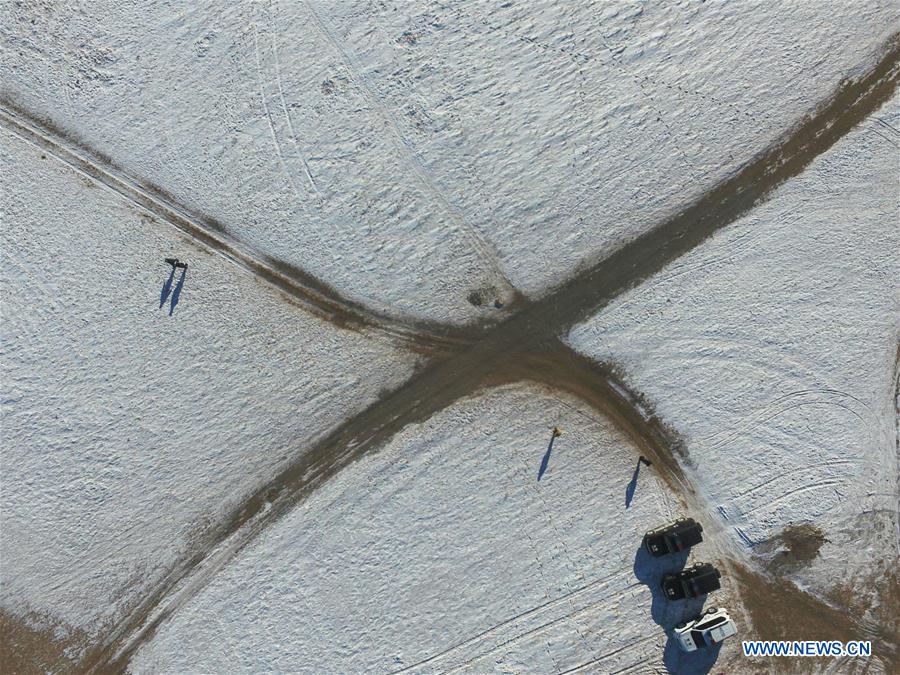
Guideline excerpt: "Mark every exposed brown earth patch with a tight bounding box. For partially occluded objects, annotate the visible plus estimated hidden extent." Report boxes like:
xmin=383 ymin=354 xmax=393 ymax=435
xmin=757 ymin=522 xmax=828 ymax=576
xmin=0 ymin=610 xmax=87 ymax=675
xmin=824 ymin=561 xmax=900 ymax=670
xmin=734 ymin=562 xmax=896 ymax=673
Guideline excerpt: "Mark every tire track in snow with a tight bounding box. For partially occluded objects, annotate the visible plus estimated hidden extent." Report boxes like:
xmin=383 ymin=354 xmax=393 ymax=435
xmin=253 ymin=0 xmax=319 ymax=195
xmin=738 ymin=479 xmax=843 ymax=516
xmin=702 ymin=388 xmax=882 ymax=453
xmin=0 ymin=100 xmax=473 ymax=354
xmin=442 ymin=582 xmax=647 ymax=675
xmin=397 ymin=570 xmax=634 ymax=674
xmin=727 ymin=458 xmax=854 ymax=503
xmin=303 ymin=1 xmax=517 ymax=301
xmin=557 ymin=636 xmax=658 ymax=675
xmin=251 ymin=19 xmax=310 ymax=204
xmin=505 ymin=449 xmax=596 ymax=659
xmin=82 ymin=34 xmax=900 ymax=673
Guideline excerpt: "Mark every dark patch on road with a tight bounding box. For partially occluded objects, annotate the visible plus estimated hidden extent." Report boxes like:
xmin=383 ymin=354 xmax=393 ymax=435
xmin=467 ymin=285 xmax=500 ymax=307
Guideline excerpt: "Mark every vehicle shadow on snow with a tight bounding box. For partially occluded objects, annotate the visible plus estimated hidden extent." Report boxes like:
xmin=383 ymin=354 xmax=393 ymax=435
xmin=633 ymin=547 xmax=722 ymax=674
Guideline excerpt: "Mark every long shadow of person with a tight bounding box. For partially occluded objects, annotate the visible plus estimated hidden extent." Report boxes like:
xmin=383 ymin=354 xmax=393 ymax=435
xmin=169 ymin=266 xmax=187 ymax=316
xmin=625 ymin=460 xmax=641 ymax=507
xmin=159 ymin=266 xmax=176 ymax=308
xmin=633 ymin=546 xmax=723 ymax=674
xmin=537 ymin=433 xmax=557 ymax=481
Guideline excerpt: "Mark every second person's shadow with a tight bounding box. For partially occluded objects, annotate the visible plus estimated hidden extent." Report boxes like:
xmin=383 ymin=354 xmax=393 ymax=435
xmin=159 ymin=266 xmax=176 ymax=308
xmin=169 ymin=266 xmax=187 ymax=315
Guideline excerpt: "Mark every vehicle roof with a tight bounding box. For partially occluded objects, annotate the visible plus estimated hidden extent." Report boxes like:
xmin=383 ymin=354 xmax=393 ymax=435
xmin=709 ymin=621 xmax=737 ymax=642
xmin=694 ymin=615 xmax=727 ymax=631
xmin=645 ymin=518 xmax=697 ymax=537
xmin=683 ymin=565 xmax=721 ymax=593
xmin=679 ymin=563 xmax=717 ymax=576
xmin=673 ymin=522 xmax=703 ymax=546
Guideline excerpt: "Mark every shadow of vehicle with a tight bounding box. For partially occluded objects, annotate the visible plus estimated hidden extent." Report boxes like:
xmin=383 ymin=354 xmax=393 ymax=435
xmin=633 ymin=546 xmax=722 ymax=674
xmin=663 ymin=635 xmax=722 ymax=674
xmin=169 ymin=266 xmax=187 ymax=316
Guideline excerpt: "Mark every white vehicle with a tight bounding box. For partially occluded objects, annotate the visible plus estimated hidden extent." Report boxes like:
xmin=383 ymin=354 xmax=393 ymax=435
xmin=673 ymin=607 xmax=737 ymax=652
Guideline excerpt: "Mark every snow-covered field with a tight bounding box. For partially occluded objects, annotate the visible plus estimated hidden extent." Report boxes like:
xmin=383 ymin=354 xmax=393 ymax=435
xmin=0 ymin=128 xmax=416 ymax=643
xmin=2 ymin=0 xmax=899 ymax=673
xmin=568 ymin=91 xmax=900 ymax=616
xmin=1 ymin=0 xmax=896 ymax=323
xmin=130 ymin=384 xmax=739 ymax=674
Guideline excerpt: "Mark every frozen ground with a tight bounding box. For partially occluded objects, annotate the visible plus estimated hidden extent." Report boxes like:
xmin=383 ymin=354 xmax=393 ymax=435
xmin=2 ymin=2 xmax=898 ymax=673
xmin=568 ymin=91 xmax=900 ymax=614
xmin=0 ymin=128 xmax=416 ymax=647
xmin=129 ymin=384 xmax=739 ymax=674
xmin=1 ymin=0 xmax=897 ymax=324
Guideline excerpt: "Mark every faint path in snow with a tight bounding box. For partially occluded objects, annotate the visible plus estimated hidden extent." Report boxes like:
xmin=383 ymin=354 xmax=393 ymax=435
xmin=557 ymin=636 xmax=659 ymax=674
xmin=303 ymin=1 xmax=517 ymax=302
xmin=82 ymin=33 xmax=900 ymax=674
xmin=251 ymin=0 xmax=319 ymax=196
xmin=397 ymin=570 xmax=635 ymax=674
xmin=251 ymin=22 xmax=309 ymax=201
xmin=0 ymin=100 xmax=473 ymax=354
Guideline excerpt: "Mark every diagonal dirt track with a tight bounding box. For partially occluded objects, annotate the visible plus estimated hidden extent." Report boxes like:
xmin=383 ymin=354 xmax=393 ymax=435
xmin=78 ymin=34 xmax=900 ymax=673
xmin=0 ymin=99 xmax=482 ymax=354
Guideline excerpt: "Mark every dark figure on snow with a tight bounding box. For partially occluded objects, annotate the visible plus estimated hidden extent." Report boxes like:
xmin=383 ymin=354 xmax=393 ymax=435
xmin=160 ymin=258 xmax=188 ymax=312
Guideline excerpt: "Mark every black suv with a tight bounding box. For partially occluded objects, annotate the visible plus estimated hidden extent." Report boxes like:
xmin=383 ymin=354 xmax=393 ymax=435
xmin=661 ymin=563 xmax=722 ymax=600
xmin=642 ymin=518 xmax=703 ymax=557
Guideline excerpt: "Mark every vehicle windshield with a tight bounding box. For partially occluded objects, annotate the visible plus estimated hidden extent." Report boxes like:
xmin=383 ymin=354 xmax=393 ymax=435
xmin=694 ymin=616 xmax=726 ymax=631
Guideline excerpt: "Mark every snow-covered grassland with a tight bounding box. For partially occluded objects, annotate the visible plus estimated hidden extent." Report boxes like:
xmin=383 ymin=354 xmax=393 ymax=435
xmin=1 ymin=1 xmax=897 ymax=324
xmin=568 ymin=91 xmax=900 ymax=617
xmin=130 ymin=384 xmax=737 ymax=674
xmin=0 ymin=129 xmax=417 ymax=647
xmin=2 ymin=0 xmax=899 ymax=672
